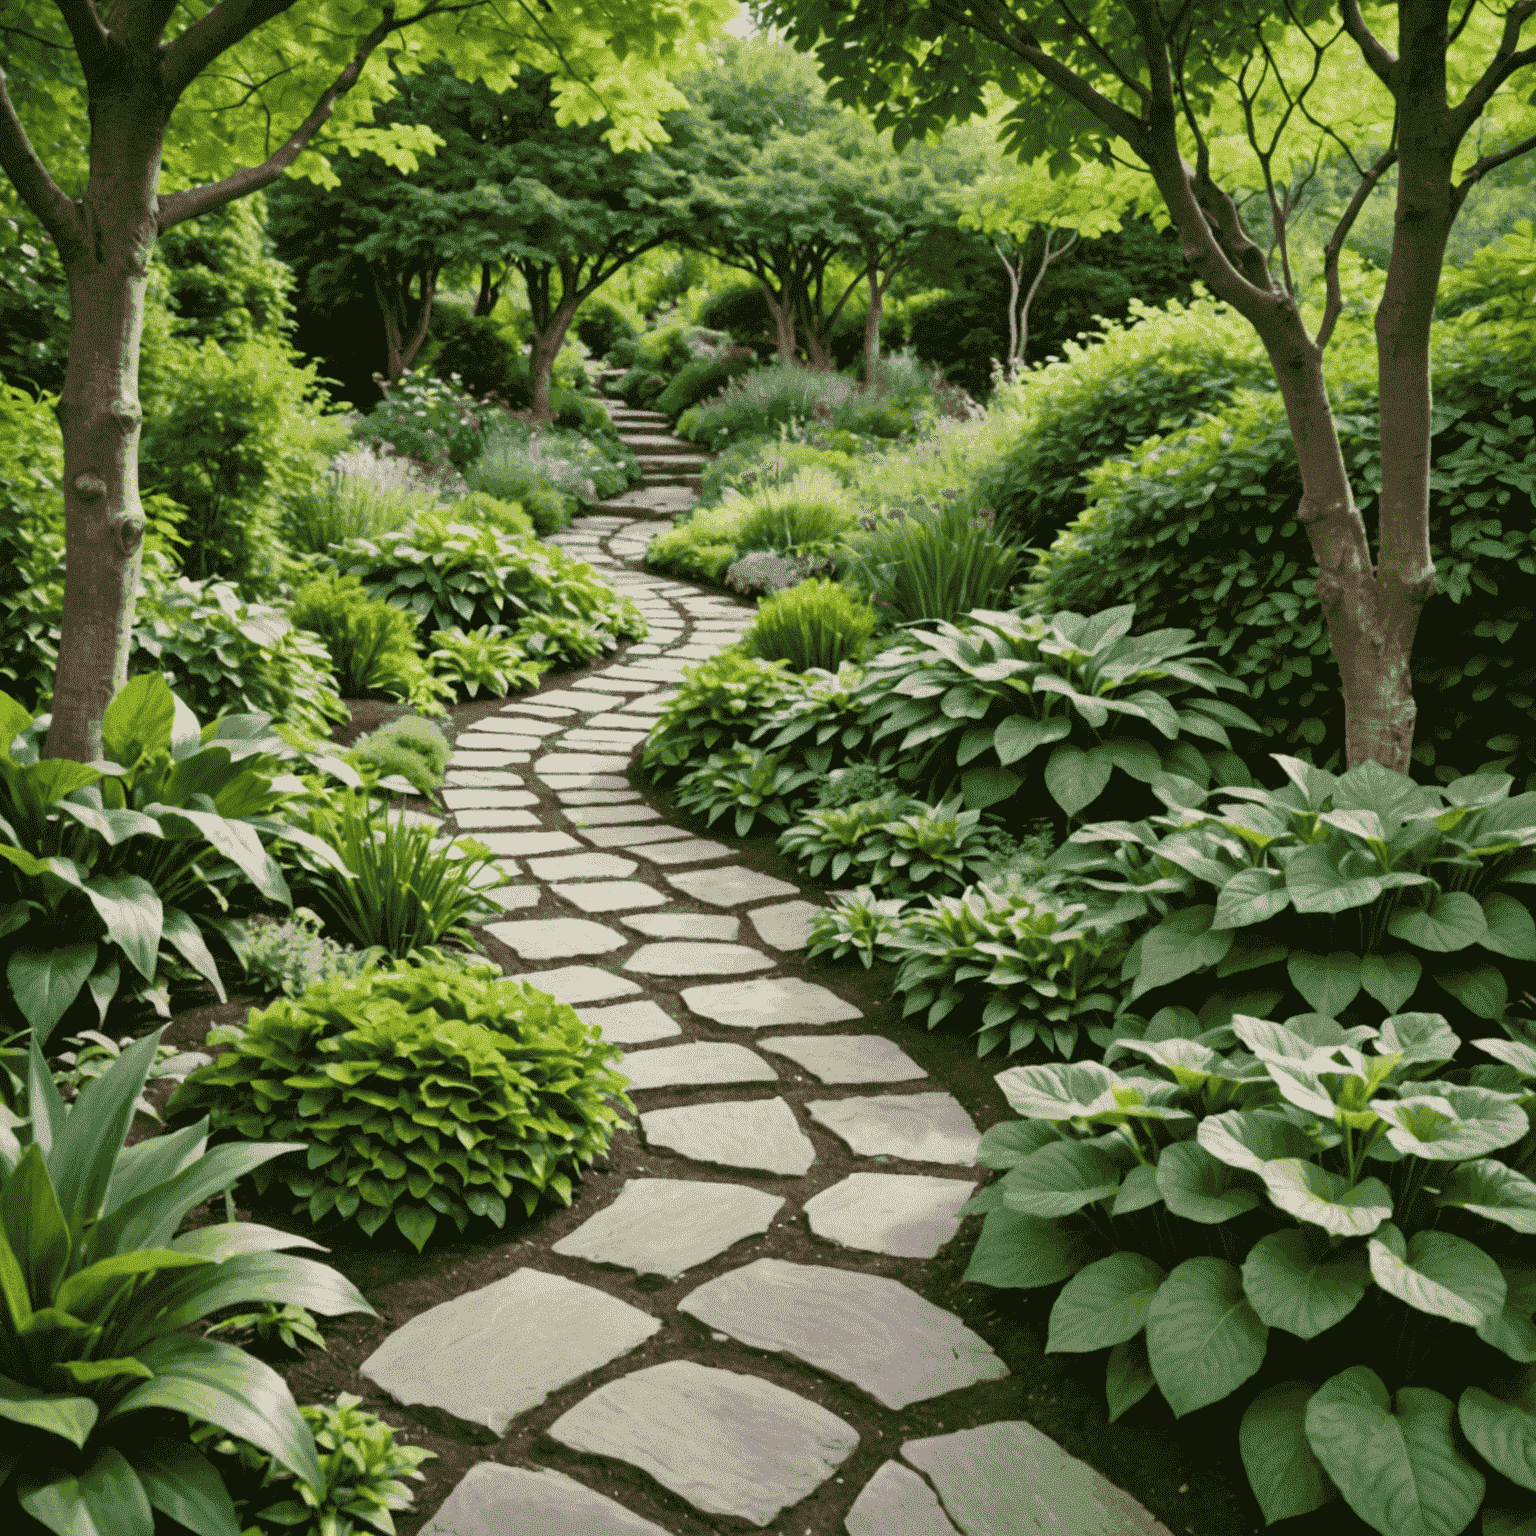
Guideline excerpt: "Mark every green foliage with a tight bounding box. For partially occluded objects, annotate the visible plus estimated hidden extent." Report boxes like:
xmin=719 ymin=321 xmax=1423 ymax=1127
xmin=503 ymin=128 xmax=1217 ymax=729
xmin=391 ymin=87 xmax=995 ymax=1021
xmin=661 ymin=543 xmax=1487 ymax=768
xmin=287 ymin=571 xmax=449 ymax=714
xmin=677 ymin=363 xmax=865 ymax=450
xmin=748 ymin=662 xmax=886 ymax=781
xmin=289 ymin=792 xmax=501 ymax=957
xmin=806 ymin=885 xmax=910 ymax=968
xmin=353 ymin=368 xmax=509 ymax=475
xmin=512 ymin=612 xmax=621 ymax=669
xmin=460 ymin=443 xmax=574 ymax=534
xmin=172 ymin=957 xmax=636 ymax=1249
xmin=738 ymin=578 xmax=877 ymax=672
xmin=1020 ymin=317 xmax=1536 ymax=789
xmin=957 ymin=1007 xmax=1536 ymax=1536
xmin=132 ymin=557 xmax=350 ymax=742
xmin=449 ymin=490 xmax=535 ymax=538
xmin=0 ymin=675 xmax=349 ymax=1040
xmin=697 ymin=436 xmax=857 ymax=509
xmin=192 ymin=1392 xmax=434 ymax=1536
xmin=815 ymin=760 xmax=895 ymax=810
xmin=654 ymin=349 xmax=756 ymax=418
xmin=852 ymin=604 xmax=1260 ymax=818
xmin=839 ymin=493 xmax=1023 ymax=626
xmin=278 ymin=463 xmax=440 ymax=559
xmin=0 ymin=1030 xmax=372 ymax=1533
xmin=203 ymin=1301 xmax=328 ymax=1356
xmin=428 ymin=313 xmax=525 ymax=403
xmin=1055 ymin=754 xmax=1536 ymax=1044
xmin=734 ymin=466 xmax=859 ymax=554
xmin=466 ymin=418 xmax=637 ymax=520
xmin=643 ymin=502 xmax=744 ymax=584
xmin=1438 ymin=219 xmax=1536 ymax=325
xmin=640 ymin=653 xmax=803 ymax=781
xmin=225 ymin=909 xmax=380 ymax=1005
xmin=674 ymin=747 xmax=820 ymax=838
xmin=345 ymin=716 xmax=451 ymax=799
xmin=428 ymin=626 xmax=545 ymax=700
xmin=575 ymin=297 xmax=639 ymax=360
xmin=49 ymin=1028 xmax=183 ymax=1123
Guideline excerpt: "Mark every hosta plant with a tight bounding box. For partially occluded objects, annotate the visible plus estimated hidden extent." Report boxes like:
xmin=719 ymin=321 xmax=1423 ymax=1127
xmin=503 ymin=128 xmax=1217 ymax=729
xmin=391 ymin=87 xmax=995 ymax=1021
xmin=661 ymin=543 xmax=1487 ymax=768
xmin=806 ymin=887 xmax=910 ymax=968
xmin=223 ymin=910 xmax=380 ymax=1005
xmin=512 ymin=612 xmax=615 ymax=669
xmin=853 ymin=603 xmax=1259 ymax=815
xmin=960 ymin=1008 xmax=1536 ymax=1536
xmin=171 ymin=958 xmax=636 ymax=1251
xmin=641 ymin=654 xmax=806 ymax=782
xmin=1052 ymin=754 xmax=1536 ymax=1042
xmin=674 ymin=748 xmax=820 ymax=839
xmin=1 ymin=675 xmax=352 ymax=1041
xmin=0 ymin=1030 xmax=374 ymax=1535
xmin=747 ymin=661 xmax=886 ymax=780
xmin=427 ymin=626 xmax=545 ymax=701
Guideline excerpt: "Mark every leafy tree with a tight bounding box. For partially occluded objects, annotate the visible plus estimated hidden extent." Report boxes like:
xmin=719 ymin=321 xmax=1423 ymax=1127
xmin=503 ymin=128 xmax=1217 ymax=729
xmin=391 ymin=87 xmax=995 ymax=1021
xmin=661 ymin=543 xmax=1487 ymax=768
xmin=759 ymin=0 xmax=1536 ymax=775
xmin=0 ymin=0 xmax=734 ymax=765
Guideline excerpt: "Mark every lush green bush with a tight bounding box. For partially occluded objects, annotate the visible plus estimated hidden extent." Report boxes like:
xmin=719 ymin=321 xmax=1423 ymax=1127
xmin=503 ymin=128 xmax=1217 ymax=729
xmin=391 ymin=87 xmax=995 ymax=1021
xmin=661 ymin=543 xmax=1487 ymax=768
xmin=0 ymin=1031 xmax=373 ymax=1532
xmin=279 ymin=460 xmax=441 ymax=558
xmin=132 ymin=555 xmax=350 ymax=741
xmin=654 ymin=349 xmax=757 ymax=418
xmin=853 ymin=604 xmax=1260 ymax=819
xmin=172 ymin=957 xmax=637 ymax=1249
xmin=575 ymin=297 xmax=640 ymax=361
xmin=640 ymin=653 xmax=805 ymax=781
xmin=226 ymin=908 xmax=381 ymax=1004
xmin=193 ymin=1393 xmax=434 ymax=1536
xmin=697 ymin=436 xmax=857 ymax=508
xmin=467 ymin=419 xmax=638 ymax=513
xmin=734 ymin=466 xmax=859 ymax=555
xmin=47 ymin=1026 xmax=183 ymax=1122
xmin=747 ymin=661 xmax=887 ymax=780
xmin=739 ymin=577 xmax=877 ymax=672
xmin=429 ymin=624 xmax=546 ymax=700
xmin=677 ymin=363 xmax=861 ymax=451
xmin=959 ymin=1008 xmax=1536 ymax=1536
xmin=450 ymin=489 xmax=535 ymax=538
xmin=1052 ymin=754 xmax=1536 ymax=1046
xmin=643 ymin=503 xmax=744 ymax=584
xmin=346 ymin=714 xmax=452 ymax=798
xmin=675 ymin=747 xmax=820 ymax=839
xmin=1020 ymin=312 xmax=1536 ymax=790
xmin=461 ymin=443 xmax=575 ymax=534
xmin=513 ymin=611 xmax=629 ymax=669
xmin=353 ymin=368 xmax=508 ymax=474
xmin=428 ymin=310 xmax=524 ymax=402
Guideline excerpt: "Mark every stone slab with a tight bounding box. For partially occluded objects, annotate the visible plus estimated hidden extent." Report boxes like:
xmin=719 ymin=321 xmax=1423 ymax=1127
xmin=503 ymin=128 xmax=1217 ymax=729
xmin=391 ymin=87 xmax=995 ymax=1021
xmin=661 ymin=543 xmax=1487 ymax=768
xmin=805 ymin=1093 xmax=982 ymax=1166
xmin=449 ymin=750 xmax=529 ymax=768
xmin=536 ymin=753 xmax=634 ymax=775
xmin=618 ymin=694 xmax=677 ymax=713
xmin=622 ymin=913 xmax=739 ymax=941
xmin=900 ymin=1421 xmax=1175 ymax=1535
xmin=553 ymin=880 xmax=668 ymax=914
xmin=456 ymin=729 xmax=544 ymax=750
xmin=619 ymin=1042 xmax=779 ymax=1091
xmin=476 ymin=830 xmax=582 ymax=857
xmin=498 ymin=699 xmax=576 ymax=718
xmin=560 ymin=732 xmax=649 ymax=752
xmin=551 ymin=1177 xmax=784 ymax=1278
xmin=572 ymin=678 xmax=658 ymax=694
xmin=666 ymin=866 xmax=798 ymax=907
xmin=559 ymin=789 xmax=643 ymax=805
xmin=803 ymin=1173 xmax=979 ymax=1259
xmin=563 ymin=804 xmax=661 ymax=826
xmin=359 ymin=1267 xmax=660 ymax=1435
xmin=483 ymin=918 xmax=626 ymax=960
xmin=679 ymin=1258 xmax=1007 ymax=1411
xmin=581 ymin=825 xmax=694 ymax=849
xmin=579 ymin=998 xmax=683 ymax=1044
xmin=625 ymin=942 xmax=776 ymax=977
xmin=478 ymin=884 xmax=541 ymax=912
xmin=628 ymin=838 xmax=735 ymax=866
xmin=759 ymin=1035 xmax=928 ymax=1084
xmin=510 ymin=966 xmax=642 ymax=1005
xmin=545 ymin=1360 xmax=858 ymax=1528
xmin=745 ymin=899 xmax=821 ymax=951
xmin=640 ymin=1096 xmax=817 ymax=1176
xmin=844 ymin=1461 xmax=962 ymax=1536
xmin=441 ymin=789 xmax=538 ymax=809
xmin=444 ymin=769 xmax=526 ymax=789
xmin=420 ymin=1463 xmax=674 ymax=1536
xmin=582 ymin=713 xmax=655 ymax=732
xmin=523 ymin=689 xmax=611 ymax=711
xmin=452 ymin=809 xmax=541 ymax=829
xmin=540 ymin=775 xmax=632 ymax=791
xmin=529 ymin=852 xmax=638 ymax=880
xmin=683 ymin=978 xmax=863 ymax=1031
xmin=470 ymin=714 xmax=566 ymax=736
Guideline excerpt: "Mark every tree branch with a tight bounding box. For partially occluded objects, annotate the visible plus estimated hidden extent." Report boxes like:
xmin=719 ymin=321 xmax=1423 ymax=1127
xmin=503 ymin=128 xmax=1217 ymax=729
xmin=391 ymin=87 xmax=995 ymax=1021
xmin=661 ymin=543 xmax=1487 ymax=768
xmin=1447 ymin=0 xmax=1536 ymax=142
xmin=160 ymin=0 xmax=308 ymax=100
xmin=51 ymin=0 xmax=110 ymax=81
xmin=1454 ymin=128 xmax=1536 ymax=206
xmin=1315 ymin=135 xmax=1397 ymax=350
xmin=0 ymin=63 xmax=86 ymax=254
xmin=1338 ymin=0 xmax=1397 ymax=86
xmin=112 ymin=0 xmax=183 ymax=48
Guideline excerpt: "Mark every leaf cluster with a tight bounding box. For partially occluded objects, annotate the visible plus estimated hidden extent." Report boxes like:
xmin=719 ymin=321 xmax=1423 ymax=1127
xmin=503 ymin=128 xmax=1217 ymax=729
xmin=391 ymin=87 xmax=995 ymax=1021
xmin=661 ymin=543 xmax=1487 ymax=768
xmin=675 ymin=748 xmax=820 ymax=839
xmin=427 ymin=627 xmax=544 ymax=702
xmin=224 ymin=910 xmax=380 ymax=1007
xmin=640 ymin=653 xmax=806 ymax=781
xmin=737 ymin=578 xmax=877 ymax=673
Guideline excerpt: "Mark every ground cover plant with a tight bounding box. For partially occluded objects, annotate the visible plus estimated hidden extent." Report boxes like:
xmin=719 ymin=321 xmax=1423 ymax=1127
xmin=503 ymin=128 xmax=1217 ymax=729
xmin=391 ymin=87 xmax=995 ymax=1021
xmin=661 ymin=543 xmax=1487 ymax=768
xmin=344 ymin=716 xmax=452 ymax=799
xmin=429 ymin=625 xmax=546 ymax=700
xmin=737 ymin=577 xmax=877 ymax=672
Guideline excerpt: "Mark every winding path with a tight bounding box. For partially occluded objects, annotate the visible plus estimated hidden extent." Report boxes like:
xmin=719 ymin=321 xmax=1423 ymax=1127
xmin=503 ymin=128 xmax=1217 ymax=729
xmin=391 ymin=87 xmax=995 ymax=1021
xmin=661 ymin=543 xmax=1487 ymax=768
xmin=369 ymin=394 xmax=1174 ymax=1534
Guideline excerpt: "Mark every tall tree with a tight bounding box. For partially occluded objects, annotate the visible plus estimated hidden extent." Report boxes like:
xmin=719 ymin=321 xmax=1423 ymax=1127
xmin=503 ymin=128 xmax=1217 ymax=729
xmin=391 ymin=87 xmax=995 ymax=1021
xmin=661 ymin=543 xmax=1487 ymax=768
xmin=760 ymin=0 xmax=1536 ymax=774
xmin=0 ymin=0 xmax=733 ymax=763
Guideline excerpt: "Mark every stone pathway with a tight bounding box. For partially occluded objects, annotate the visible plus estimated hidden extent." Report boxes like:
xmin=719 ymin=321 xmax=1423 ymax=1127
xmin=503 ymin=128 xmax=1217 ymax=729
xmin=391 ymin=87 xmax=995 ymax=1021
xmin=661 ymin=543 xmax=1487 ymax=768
xmin=368 ymin=390 xmax=1173 ymax=1534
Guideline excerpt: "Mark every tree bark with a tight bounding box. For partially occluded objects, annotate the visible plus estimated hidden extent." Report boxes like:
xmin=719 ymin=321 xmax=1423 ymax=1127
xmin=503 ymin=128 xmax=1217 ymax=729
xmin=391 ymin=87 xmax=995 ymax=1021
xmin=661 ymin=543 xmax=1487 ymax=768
xmin=528 ymin=298 xmax=580 ymax=420
xmin=474 ymin=261 xmax=502 ymax=317
xmin=863 ymin=269 xmax=887 ymax=392
xmin=993 ymin=239 xmax=1023 ymax=364
xmin=1016 ymin=227 xmax=1076 ymax=365
xmin=373 ymin=265 xmax=437 ymax=381
xmin=759 ymin=279 xmax=798 ymax=364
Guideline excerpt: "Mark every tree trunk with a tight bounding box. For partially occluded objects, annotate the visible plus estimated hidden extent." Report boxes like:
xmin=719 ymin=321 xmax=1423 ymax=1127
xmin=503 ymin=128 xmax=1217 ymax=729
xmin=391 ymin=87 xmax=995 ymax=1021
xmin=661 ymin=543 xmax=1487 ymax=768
xmin=528 ymin=299 xmax=579 ymax=421
xmin=759 ymin=280 xmax=798 ymax=364
xmin=475 ymin=261 xmax=502 ymax=318
xmin=802 ymin=325 xmax=835 ymax=371
xmin=993 ymin=239 xmax=1023 ymax=365
xmin=863 ymin=270 xmax=886 ymax=393
xmin=44 ymin=88 xmax=166 ymax=763
xmin=373 ymin=266 xmax=437 ymax=381
xmin=1017 ymin=228 xmax=1076 ymax=366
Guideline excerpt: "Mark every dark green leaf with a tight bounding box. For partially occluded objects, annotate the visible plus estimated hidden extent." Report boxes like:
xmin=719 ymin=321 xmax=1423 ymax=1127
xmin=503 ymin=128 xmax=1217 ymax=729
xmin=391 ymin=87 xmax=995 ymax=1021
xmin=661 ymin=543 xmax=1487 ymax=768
xmin=1241 ymin=1381 xmax=1335 ymax=1526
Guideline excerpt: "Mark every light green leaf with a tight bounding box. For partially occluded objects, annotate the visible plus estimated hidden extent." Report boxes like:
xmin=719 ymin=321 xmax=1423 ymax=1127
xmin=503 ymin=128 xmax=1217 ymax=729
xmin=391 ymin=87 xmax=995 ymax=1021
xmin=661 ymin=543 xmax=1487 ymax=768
xmin=1129 ymin=904 xmax=1232 ymax=1002
xmin=1046 ymin=1252 xmax=1166 ymax=1353
xmin=1481 ymin=893 xmax=1536 ymax=960
xmin=1241 ymin=1228 xmax=1369 ymax=1338
xmin=1376 ymin=1012 xmax=1459 ymax=1069
xmin=1110 ymin=1162 xmax=1163 ymax=1215
xmin=1477 ymin=1037 xmax=1536 ymax=1078
xmin=102 ymin=674 xmax=176 ymax=768
xmin=1461 ymin=1387 xmax=1536 ymax=1493
xmin=131 ymin=1437 xmax=243 ymax=1536
xmin=1285 ymin=841 xmax=1384 ymax=915
xmin=1360 ymin=951 xmax=1424 ymax=1013
xmin=1197 ymin=1109 xmax=1317 ymax=1173
xmin=0 ymin=1373 xmax=98 ymax=1446
xmin=1373 ymin=1085 xmax=1528 ymax=1160
xmin=1389 ymin=890 xmax=1489 ymax=952
xmin=1240 ymin=1381 xmax=1336 ymax=1526
xmin=1368 ymin=1223 xmax=1506 ymax=1326
xmin=7 ymin=943 xmax=96 ymax=1037
xmin=991 ymin=713 xmax=1070 ymax=766
xmin=58 ymin=1356 xmax=155 ymax=1385
xmin=1001 ymin=1141 xmax=1122 ymax=1217
xmin=1155 ymin=1141 xmax=1260 ymax=1224
xmin=1259 ymin=1160 xmax=1394 ymax=1236
xmin=1433 ymin=1160 xmax=1536 ymax=1234
xmin=1100 ymin=737 xmax=1163 ymax=783
xmin=1043 ymin=741 xmax=1114 ymax=817
xmin=1214 ymin=867 xmax=1291 ymax=929
xmin=1287 ymin=950 xmax=1361 ymax=1017
xmin=960 ymin=1208 xmax=1099 ymax=1290
xmin=1145 ymin=1256 xmax=1268 ymax=1418
xmin=1435 ymin=961 xmax=1509 ymax=1020
xmin=159 ymin=908 xmax=226 ymax=1002
xmin=82 ymin=874 xmax=162 ymax=983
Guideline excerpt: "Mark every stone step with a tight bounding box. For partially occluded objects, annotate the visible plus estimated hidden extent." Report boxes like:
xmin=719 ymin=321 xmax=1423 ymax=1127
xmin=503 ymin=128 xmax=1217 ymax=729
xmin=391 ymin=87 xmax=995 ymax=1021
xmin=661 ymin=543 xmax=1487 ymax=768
xmin=634 ymin=454 xmax=710 ymax=473
xmin=620 ymin=434 xmax=703 ymax=454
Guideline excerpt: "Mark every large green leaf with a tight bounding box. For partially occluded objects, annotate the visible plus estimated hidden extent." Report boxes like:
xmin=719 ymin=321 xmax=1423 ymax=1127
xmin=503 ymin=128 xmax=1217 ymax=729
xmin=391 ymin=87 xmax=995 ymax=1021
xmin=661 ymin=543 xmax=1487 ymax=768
xmin=127 ymin=1436 xmax=243 ymax=1536
xmin=994 ymin=1060 xmax=1132 ymax=1122
xmin=1368 ymin=1223 xmax=1507 ymax=1326
xmin=1001 ymin=1141 xmax=1122 ymax=1217
xmin=1435 ymin=1161 xmax=1536 ymax=1234
xmin=960 ymin=764 xmax=1022 ymax=811
xmin=1285 ymin=842 xmax=1385 ymax=915
xmin=1155 ymin=1142 xmax=1260 ymax=1224
xmin=0 ymin=1373 xmax=97 ymax=1446
xmin=168 ymin=1222 xmax=327 ymax=1262
xmin=149 ymin=806 xmax=290 ymax=904
xmin=1046 ymin=1252 xmax=1166 ymax=1354
xmin=159 ymin=908 xmax=225 ymax=1002
xmin=1460 ymin=1387 xmax=1536 ymax=1493
xmin=1258 ymin=1160 xmax=1394 ymax=1237
xmin=1286 ymin=951 xmax=1361 ymax=1017
xmin=2 ymin=1143 xmax=72 ymax=1301
xmin=1145 ymin=1256 xmax=1268 ymax=1418
xmin=1043 ymin=741 xmax=1114 ymax=817
xmin=1240 ymin=1381 xmax=1336 ymax=1526
xmin=1481 ymin=894 xmax=1536 ymax=961
xmin=1434 ymin=962 xmax=1509 ymax=1020
xmin=1306 ymin=1369 xmax=1485 ymax=1536
xmin=991 ymin=713 xmax=1070 ymax=766
xmin=1376 ymin=1012 xmax=1460 ymax=1070
xmin=54 ymin=1248 xmax=209 ymax=1320
xmin=1130 ymin=904 xmax=1232 ymax=1001
xmin=19 ymin=1445 xmax=155 ymax=1536
xmin=101 ymin=674 xmax=176 ymax=769
xmin=1241 ymin=1228 xmax=1369 ymax=1338
xmin=1372 ymin=1085 xmax=1528 ymax=1161
xmin=1197 ymin=1109 xmax=1317 ymax=1173
xmin=1214 ymin=867 xmax=1291 ymax=929
xmin=1389 ymin=890 xmax=1489 ymax=952
xmin=960 ymin=1208 xmax=1099 ymax=1290
xmin=8 ymin=943 xmax=96 ymax=1037
xmin=1360 ymin=951 xmax=1424 ymax=1013
xmin=1105 ymin=1333 xmax=1154 ymax=1422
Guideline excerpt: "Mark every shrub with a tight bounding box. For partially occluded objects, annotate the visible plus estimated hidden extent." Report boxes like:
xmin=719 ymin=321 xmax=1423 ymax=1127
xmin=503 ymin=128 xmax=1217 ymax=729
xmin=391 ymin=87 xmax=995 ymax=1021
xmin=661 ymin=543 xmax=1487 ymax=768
xmin=225 ymin=907 xmax=381 ymax=1003
xmin=49 ymin=1026 xmax=183 ymax=1120
xmin=644 ymin=503 xmax=744 ymax=584
xmin=513 ymin=612 xmax=614 ymax=669
xmin=641 ymin=653 xmax=805 ymax=781
xmin=675 ymin=747 xmax=820 ymax=838
xmin=806 ymin=886 xmax=910 ymax=968
xmin=739 ymin=577 xmax=877 ymax=672
xmin=290 ymin=791 xmax=502 ymax=956
xmin=748 ymin=661 xmax=887 ymax=780
xmin=852 ymin=604 xmax=1261 ymax=818
xmin=697 ymin=436 xmax=857 ymax=508
xmin=677 ymin=363 xmax=860 ymax=451
xmin=279 ymin=462 xmax=440 ymax=557
xmin=1054 ymin=754 xmax=1536 ymax=1046
xmin=0 ymin=1031 xmax=372 ymax=1532
xmin=347 ymin=714 xmax=452 ymax=797
xmin=171 ymin=957 xmax=637 ymax=1248
xmin=353 ymin=368 xmax=507 ymax=474
xmin=839 ymin=493 xmax=1024 ymax=627
xmin=655 ymin=349 xmax=757 ymax=418
xmin=734 ymin=466 xmax=859 ymax=555
xmin=832 ymin=390 xmax=917 ymax=439
xmin=1019 ymin=314 xmax=1536 ymax=789
xmin=288 ymin=569 xmax=449 ymax=712
xmin=461 ymin=441 xmax=575 ymax=534
xmin=192 ymin=1393 xmax=435 ymax=1536
xmin=576 ymin=297 xmax=640 ymax=361
xmin=429 ymin=625 xmax=545 ymax=699
xmin=959 ymin=1009 xmax=1536 ymax=1536
xmin=451 ymin=488 xmax=535 ymax=537
xmin=428 ymin=311 xmax=523 ymax=401
xmin=132 ymin=555 xmax=350 ymax=740
xmin=467 ymin=419 xmax=637 ymax=516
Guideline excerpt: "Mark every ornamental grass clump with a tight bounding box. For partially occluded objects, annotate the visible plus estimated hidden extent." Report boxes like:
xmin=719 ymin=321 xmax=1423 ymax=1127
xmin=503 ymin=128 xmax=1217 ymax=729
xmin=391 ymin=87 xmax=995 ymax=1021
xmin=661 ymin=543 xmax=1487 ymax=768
xmin=171 ymin=957 xmax=637 ymax=1250
xmin=738 ymin=577 xmax=877 ymax=673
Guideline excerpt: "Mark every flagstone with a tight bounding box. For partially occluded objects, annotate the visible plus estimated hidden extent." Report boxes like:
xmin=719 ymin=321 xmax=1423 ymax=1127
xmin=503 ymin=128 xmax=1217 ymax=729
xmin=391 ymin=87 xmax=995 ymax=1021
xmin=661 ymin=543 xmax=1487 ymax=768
xmin=536 ymin=753 xmax=634 ymax=774
xmin=528 ymin=852 xmax=638 ymax=880
xmin=624 ymin=942 xmax=775 ymax=977
xmin=550 ymin=1177 xmax=784 ymax=1278
xmin=578 ymin=998 xmax=682 ymax=1044
xmin=639 ymin=1096 xmax=817 ymax=1175
xmin=572 ymin=677 xmax=659 ymax=693
xmin=479 ymin=884 xmax=540 ymax=911
xmin=581 ymin=713 xmax=654 ymax=731
xmin=557 ymin=789 xmax=643 ymax=805
xmin=498 ymin=699 xmax=576 ymax=718
xmin=621 ymin=912 xmax=739 ymax=941
xmin=758 ymin=1035 xmax=927 ymax=1084
xmin=359 ymin=1267 xmax=660 ymax=1436
xmin=451 ymin=809 xmax=541 ymax=829
xmin=805 ymin=1092 xmax=982 ymax=1166
xmin=618 ymin=1042 xmax=779 ymax=1090
xmin=665 ymin=866 xmax=798 ymax=906
xmin=563 ymin=804 xmax=661 ymax=826
xmin=617 ymin=694 xmax=676 ymax=713
xmin=449 ymin=749 xmax=530 ymax=768
xmin=560 ymin=732 xmax=649 ymax=752
xmin=802 ymin=1173 xmax=978 ymax=1259
xmin=469 ymin=714 xmax=565 ymax=736
xmin=441 ymin=789 xmax=538 ymax=809
xmin=671 ymin=644 xmax=731 ymax=659
xmin=540 ymin=774 xmax=632 ymax=790
xmin=627 ymin=837 xmax=735 ymax=865
xmin=552 ymin=880 xmax=668 ymax=914
xmin=581 ymin=824 xmax=694 ymax=849
xmin=446 ymin=769 xmax=526 ymax=788
xmin=589 ymin=665 xmax=684 ymax=683
xmin=842 ymin=1462 xmax=963 ymax=1536
xmin=745 ymin=899 xmax=820 ymax=951
xmin=678 ymin=1258 xmax=1007 ymax=1411
xmin=419 ymin=1464 xmax=675 ymax=1536
xmin=523 ymin=689 xmax=612 ymax=710
xmin=626 ymin=643 xmax=663 ymax=654
xmin=476 ymin=830 xmax=582 ymax=856
xmin=508 ymin=965 xmax=642 ymax=1005
xmin=683 ymin=977 xmax=863 ymax=1030
xmin=483 ymin=917 xmax=626 ymax=960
